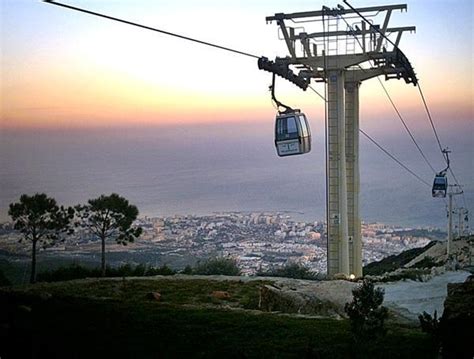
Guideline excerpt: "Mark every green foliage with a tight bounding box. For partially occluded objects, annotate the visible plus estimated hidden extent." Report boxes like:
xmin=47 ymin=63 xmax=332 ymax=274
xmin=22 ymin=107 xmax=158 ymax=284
xmin=363 ymin=241 xmax=436 ymax=276
xmin=37 ymin=263 xmax=176 ymax=282
xmin=76 ymin=193 xmax=142 ymax=245
xmin=75 ymin=193 xmax=142 ymax=276
xmin=8 ymin=193 xmax=74 ymax=247
xmin=8 ymin=193 xmax=74 ymax=283
xmin=257 ymin=263 xmax=321 ymax=280
xmin=145 ymin=264 xmax=176 ymax=276
xmin=418 ymin=311 xmax=441 ymax=351
xmin=192 ymin=257 xmax=240 ymax=276
xmin=181 ymin=265 xmax=193 ymax=274
xmin=344 ymin=280 xmax=388 ymax=345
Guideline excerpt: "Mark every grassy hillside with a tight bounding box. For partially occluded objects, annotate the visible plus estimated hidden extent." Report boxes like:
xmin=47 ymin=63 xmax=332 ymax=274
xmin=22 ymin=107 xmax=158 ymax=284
xmin=363 ymin=241 xmax=437 ymax=276
xmin=1 ymin=277 xmax=435 ymax=358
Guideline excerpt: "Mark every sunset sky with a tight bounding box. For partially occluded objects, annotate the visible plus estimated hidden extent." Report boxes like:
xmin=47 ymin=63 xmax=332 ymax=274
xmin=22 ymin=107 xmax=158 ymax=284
xmin=1 ymin=0 xmax=472 ymax=131
xmin=0 ymin=0 xmax=473 ymax=226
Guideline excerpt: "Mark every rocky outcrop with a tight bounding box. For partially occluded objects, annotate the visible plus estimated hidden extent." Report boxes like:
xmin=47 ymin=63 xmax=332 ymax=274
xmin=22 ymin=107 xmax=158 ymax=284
xmin=211 ymin=291 xmax=231 ymax=300
xmin=258 ymin=280 xmax=357 ymax=318
xmin=441 ymin=275 xmax=474 ymax=358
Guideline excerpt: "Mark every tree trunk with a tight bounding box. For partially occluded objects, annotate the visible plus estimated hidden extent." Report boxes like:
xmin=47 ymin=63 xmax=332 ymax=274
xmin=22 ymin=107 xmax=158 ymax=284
xmin=101 ymin=235 xmax=106 ymax=277
xmin=30 ymin=239 xmax=37 ymax=284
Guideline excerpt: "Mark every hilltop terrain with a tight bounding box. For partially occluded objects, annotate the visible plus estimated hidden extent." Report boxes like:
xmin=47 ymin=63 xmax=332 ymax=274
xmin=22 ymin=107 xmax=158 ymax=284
xmin=1 ymin=275 xmax=434 ymax=359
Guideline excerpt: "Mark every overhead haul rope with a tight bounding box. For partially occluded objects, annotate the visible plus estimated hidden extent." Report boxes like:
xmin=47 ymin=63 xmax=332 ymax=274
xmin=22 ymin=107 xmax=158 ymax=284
xmin=45 ymin=0 xmax=465 ymax=208
xmin=337 ymin=13 xmax=437 ymax=175
xmin=343 ymin=0 xmax=468 ymax=208
xmin=417 ymin=82 xmax=468 ymax=207
xmin=43 ymin=0 xmax=260 ymax=59
xmin=359 ymin=129 xmax=431 ymax=187
xmin=316 ymin=8 xmax=432 ymax=190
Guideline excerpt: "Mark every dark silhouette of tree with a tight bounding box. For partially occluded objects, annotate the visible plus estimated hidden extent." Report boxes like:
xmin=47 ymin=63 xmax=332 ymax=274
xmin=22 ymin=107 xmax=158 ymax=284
xmin=8 ymin=193 xmax=74 ymax=283
xmin=344 ymin=279 xmax=388 ymax=343
xmin=76 ymin=194 xmax=142 ymax=277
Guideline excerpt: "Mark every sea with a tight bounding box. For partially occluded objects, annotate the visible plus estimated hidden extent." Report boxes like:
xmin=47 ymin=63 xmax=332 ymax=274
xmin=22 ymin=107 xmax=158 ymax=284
xmin=1 ymin=121 xmax=472 ymax=228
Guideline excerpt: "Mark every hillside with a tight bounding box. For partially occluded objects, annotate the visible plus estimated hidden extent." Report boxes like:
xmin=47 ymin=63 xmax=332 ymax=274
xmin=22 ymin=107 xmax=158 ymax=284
xmin=363 ymin=241 xmax=437 ymax=276
xmin=364 ymin=235 xmax=473 ymax=278
xmin=0 ymin=276 xmax=434 ymax=359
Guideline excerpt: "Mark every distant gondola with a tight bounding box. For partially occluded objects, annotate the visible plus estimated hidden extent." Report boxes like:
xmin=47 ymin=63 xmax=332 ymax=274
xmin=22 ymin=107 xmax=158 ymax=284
xmin=432 ymin=173 xmax=447 ymax=198
xmin=275 ymin=111 xmax=311 ymax=157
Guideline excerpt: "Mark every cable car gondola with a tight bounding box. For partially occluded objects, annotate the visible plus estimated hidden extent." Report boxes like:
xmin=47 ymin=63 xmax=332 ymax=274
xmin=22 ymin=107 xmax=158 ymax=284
xmin=432 ymin=149 xmax=450 ymax=198
xmin=270 ymin=73 xmax=311 ymax=157
xmin=275 ymin=111 xmax=311 ymax=157
xmin=432 ymin=172 xmax=447 ymax=198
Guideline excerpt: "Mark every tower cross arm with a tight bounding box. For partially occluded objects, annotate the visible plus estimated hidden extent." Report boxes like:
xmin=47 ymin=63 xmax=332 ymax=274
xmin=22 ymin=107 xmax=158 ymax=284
xmin=266 ymin=4 xmax=408 ymax=22
xmin=291 ymin=26 xmax=416 ymax=41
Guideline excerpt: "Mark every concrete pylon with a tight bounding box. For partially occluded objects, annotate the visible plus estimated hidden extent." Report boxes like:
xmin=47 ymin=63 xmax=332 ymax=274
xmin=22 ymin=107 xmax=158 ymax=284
xmin=345 ymin=81 xmax=362 ymax=277
xmin=327 ymin=70 xmax=350 ymax=276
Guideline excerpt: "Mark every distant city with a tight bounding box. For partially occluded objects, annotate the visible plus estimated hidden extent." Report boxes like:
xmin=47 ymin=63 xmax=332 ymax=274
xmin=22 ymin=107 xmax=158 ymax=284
xmin=0 ymin=212 xmax=446 ymax=275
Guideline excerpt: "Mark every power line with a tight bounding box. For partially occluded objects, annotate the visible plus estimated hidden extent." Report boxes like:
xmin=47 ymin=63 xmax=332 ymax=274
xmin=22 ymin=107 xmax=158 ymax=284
xmin=43 ymin=0 xmax=260 ymax=60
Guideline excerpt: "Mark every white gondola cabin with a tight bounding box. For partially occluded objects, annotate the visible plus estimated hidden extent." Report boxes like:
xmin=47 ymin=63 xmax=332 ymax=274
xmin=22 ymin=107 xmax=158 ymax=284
xmin=432 ymin=173 xmax=447 ymax=198
xmin=275 ymin=111 xmax=311 ymax=157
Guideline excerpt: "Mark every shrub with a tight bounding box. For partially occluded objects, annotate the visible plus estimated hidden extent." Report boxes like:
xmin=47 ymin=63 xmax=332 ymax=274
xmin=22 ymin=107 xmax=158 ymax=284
xmin=418 ymin=310 xmax=441 ymax=354
xmin=257 ymin=263 xmax=321 ymax=280
xmin=181 ymin=265 xmax=193 ymax=275
xmin=37 ymin=263 xmax=175 ymax=282
xmin=37 ymin=263 xmax=101 ymax=282
xmin=344 ymin=280 xmax=388 ymax=344
xmin=146 ymin=265 xmax=175 ymax=276
xmin=192 ymin=257 xmax=240 ymax=276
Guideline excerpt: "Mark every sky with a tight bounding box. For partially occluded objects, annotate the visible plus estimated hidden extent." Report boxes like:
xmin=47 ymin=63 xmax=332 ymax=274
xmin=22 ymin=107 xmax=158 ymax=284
xmin=0 ymin=0 xmax=473 ymax=226
xmin=1 ymin=0 xmax=472 ymax=131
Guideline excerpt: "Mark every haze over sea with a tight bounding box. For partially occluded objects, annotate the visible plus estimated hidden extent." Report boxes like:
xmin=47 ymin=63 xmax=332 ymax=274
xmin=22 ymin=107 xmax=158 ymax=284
xmin=1 ymin=121 xmax=472 ymax=229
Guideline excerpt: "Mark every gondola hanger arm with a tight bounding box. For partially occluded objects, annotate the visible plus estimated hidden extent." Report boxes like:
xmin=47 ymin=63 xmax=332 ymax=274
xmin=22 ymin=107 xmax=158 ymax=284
xmin=441 ymin=148 xmax=451 ymax=174
xmin=270 ymin=74 xmax=296 ymax=114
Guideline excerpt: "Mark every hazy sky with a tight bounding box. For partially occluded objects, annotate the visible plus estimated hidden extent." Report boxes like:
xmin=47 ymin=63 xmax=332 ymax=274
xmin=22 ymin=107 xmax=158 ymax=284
xmin=1 ymin=0 xmax=473 ymax=226
xmin=1 ymin=0 xmax=472 ymax=131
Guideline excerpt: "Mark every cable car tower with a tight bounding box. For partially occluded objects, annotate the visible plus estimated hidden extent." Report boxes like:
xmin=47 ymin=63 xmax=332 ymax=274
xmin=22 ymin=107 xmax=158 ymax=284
xmin=261 ymin=2 xmax=417 ymax=277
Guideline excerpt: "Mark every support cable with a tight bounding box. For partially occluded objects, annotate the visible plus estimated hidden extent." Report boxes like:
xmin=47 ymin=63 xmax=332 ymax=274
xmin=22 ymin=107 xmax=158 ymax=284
xmin=43 ymin=0 xmax=260 ymax=59
xmin=343 ymin=0 xmax=399 ymax=50
xmin=47 ymin=0 xmax=467 ymax=210
xmin=318 ymin=10 xmax=436 ymax=218
xmin=418 ymin=83 xmax=468 ymax=207
xmin=376 ymin=77 xmax=437 ymax=173
xmin=359 ymin=129 xmax=431 ymax=188
xmin=337 ymin=14 xmax=437 ymax=175
xmin=308 ymin=85 xmax=327 ymax=102
xmin=417 ymin=83 xmax=446 ymax=160
xmin=342 ymin=2 xmax=468 ymax=208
